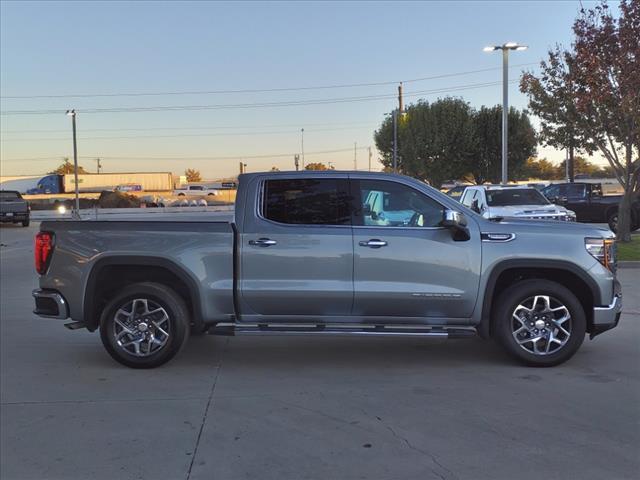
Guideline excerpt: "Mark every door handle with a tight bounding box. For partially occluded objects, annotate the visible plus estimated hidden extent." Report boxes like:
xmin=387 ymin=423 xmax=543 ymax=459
xmin=359 ymin=239 xmax=388 ymax=248
xmin=249 ymin=238 xmax=277 ymax=247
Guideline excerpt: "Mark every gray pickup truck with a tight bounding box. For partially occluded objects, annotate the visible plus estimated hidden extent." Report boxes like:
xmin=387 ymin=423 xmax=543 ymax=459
xmin=32 ymin=172 xmax=622 ymax=368
xmin=1 ymin=190 xmax=30 ymax=227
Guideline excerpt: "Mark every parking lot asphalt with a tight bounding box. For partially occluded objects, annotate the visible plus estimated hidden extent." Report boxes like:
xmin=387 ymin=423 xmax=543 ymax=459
xmin=1 ymin=223 xmax=639 ymax=480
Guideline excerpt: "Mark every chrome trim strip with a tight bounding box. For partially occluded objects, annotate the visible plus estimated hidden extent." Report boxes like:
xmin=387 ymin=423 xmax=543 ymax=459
xmin=481 ymin=232 xmax=516 ymax=243
xmin=593 ymin=294 xmax=622 ymax=325
xmin=32 ymin=289 xmax=69 ymax=319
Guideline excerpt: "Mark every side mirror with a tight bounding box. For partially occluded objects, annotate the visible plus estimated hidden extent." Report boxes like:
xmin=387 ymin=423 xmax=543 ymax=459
xmin=362 ymin=204 xmax=372 ymax=216
xmin=441 ymin=209 xmax=470 ymax=241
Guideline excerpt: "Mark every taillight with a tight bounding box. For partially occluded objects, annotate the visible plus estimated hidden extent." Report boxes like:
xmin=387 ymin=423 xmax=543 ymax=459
xmin=34 ymin=232 xmax=54 ymax=275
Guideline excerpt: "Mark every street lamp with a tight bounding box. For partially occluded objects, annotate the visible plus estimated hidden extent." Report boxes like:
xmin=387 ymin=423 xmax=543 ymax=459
xmin=483 ymin=42 xmax=528 ymax=184
xmin=65 ymin=109 xmax=80 ymax=218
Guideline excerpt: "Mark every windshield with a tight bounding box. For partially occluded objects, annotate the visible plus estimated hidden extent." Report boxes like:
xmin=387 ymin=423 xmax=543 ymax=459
xmin=0 ymin=191 xmax=21 ymax=200
xmin=486 ymin=188 xmax=550 ymax=206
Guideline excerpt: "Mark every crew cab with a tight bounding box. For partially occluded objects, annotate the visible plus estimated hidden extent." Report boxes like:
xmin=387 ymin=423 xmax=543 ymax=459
xmin=460 ymin=185 xmax=576 ymax=222
xmin=0 ymin=190 xmax=30 ymax=227
xmin=32 ymin=172 xmax=621 ymax=368
xmin=541 ymin=182 xmax=640 ymax=232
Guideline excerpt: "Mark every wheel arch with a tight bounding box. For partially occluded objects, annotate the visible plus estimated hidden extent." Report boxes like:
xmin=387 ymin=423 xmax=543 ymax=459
xmin=83 ymin=256 xmax=203 ymax=332
xmin=478 ymin=259 xmax=600 ymax=339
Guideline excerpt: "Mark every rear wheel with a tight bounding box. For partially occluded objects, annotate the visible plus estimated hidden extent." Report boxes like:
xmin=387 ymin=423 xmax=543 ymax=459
xmin=22 ymin=217 xmax=30 ymax=227
xmin=493 ymin=279 xmax=586 ymax=367
xmin=99 ymin=282 xmax=190 ymax=368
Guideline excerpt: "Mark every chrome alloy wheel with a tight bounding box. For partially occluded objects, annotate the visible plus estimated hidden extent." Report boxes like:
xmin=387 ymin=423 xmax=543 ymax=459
xmin=112 ymin=298 xmax=170 ymax=357
xmin=511 ymin=295 xmax=571 ymax=356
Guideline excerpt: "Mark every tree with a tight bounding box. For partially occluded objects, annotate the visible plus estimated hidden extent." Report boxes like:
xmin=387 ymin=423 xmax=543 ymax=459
xmin=184 ymin=168 xmax=202 ymax=182
xmin=556 ymin=156 xmax=613 ymax=178
xmin=470 ymin=106 xmax=537 ymax=184
xmin=521 ymin=157 xmax=562 ymax=180
xmin=375 ymin=97 xmax=475 ymax=188
xmin=49 ymin=158 xmax=88 ymax=175
xmin=270 ymin=166 xmax=280 ymax=172
xmin=305 ymin=162 xmax=333 ymax=171
xmin=520 ymin=47 xmax=582 ymax=181
xmin=521 ymin=0 xmax=639 ymax=241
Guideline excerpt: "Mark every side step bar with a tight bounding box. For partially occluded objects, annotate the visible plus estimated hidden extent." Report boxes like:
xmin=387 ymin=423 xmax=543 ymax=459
xmin=209 ymin=323 xmax=476 ymax=339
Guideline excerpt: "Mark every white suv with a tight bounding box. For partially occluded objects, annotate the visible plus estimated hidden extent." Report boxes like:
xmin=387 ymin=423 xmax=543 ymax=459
xmin=460 ymin=185 xmax=576 ymax=222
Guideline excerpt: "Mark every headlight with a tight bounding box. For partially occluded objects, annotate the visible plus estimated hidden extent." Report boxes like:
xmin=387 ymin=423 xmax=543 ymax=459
xmin=566 ymin=210 xmax=577 ymax=221
xmin=585 ymin=237 xmax=617 ymax=272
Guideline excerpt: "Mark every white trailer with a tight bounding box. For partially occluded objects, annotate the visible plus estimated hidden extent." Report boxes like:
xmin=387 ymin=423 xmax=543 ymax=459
xmin=63 ymin=172 xmax=173 ymax=192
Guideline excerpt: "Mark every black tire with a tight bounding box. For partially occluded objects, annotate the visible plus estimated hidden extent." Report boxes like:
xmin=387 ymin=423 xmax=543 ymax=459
xmin=22 ymin=217 xmax=30 ymax=227
xmin=493 ymin=279 xmax=586 ymax=367
xmin=99 ymin=282 xmax=190 ymax=368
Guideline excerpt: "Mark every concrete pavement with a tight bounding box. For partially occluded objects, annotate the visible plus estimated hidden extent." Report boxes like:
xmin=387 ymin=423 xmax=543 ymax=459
xmin=1 ymin=223 xmax=638 ymax=480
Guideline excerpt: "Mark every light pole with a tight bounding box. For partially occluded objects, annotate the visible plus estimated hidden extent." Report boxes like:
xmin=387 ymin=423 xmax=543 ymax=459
xmin=65 ymin=109 xmax=80 ymax=218
xmin=300 ymin=128 xmax=305 ymax=169
xmin=483 ymin=42 xmax=528 ymax=184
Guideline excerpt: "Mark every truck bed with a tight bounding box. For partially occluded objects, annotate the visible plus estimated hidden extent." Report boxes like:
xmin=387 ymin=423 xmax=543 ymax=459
xmin=39 ymin=218 xmax=236 ymax=325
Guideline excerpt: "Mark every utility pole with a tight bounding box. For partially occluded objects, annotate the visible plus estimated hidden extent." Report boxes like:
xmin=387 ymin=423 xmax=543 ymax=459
xmin=239 ymin=162 xmax=247 ymax=174
xmin=392 ymin=109 xmax=398 ymax=173
xmin=95 ymin=158 xmax=102 ymax=174
xmin=368 ymin=146 xmax=372 ymax=172
xmin=300 ymin=128 xmax=305 ymax=169
xmin=392 ymin=82 xmax=404 ymax=174
xmin=354 ymin=142 xmax=357 ymax=170
xmin=66 ymin=109 xmax=80 ymax=218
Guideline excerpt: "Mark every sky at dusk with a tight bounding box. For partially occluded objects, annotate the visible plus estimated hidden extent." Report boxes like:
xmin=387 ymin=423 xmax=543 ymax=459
xmin=0 ymin=1 xmax=608 ymax=179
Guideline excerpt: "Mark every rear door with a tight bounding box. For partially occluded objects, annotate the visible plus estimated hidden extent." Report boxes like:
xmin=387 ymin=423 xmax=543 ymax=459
xmin=239 ymin=176 xmax=354 ymax=320
xmin=351 ymin=178 xmax=481 ymax=321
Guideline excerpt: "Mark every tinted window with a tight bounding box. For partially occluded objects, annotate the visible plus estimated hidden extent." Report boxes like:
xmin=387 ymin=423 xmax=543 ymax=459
xmin=357 ymin=180 xmax=444 ymax=227
xmin=542 ymin=184 xmax=560 ymax=199
xmin=0 ymin=191 xmax=21 ymax=200
xmin=566 ymin=184 xmax=587 ymax=198
xmin=486 ymin=188 xmax=550 ymax=206
xmin=263 ymin=178 xmax=351 ymax=225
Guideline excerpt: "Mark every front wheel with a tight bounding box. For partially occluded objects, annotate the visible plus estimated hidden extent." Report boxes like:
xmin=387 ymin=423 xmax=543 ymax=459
xmin=493 ymin=280 xmax=586 ymax=367
xmin=22 ymin=217 xmax=30 ymax=227
xmin=99 ymin=282 xmax=190 ymax=368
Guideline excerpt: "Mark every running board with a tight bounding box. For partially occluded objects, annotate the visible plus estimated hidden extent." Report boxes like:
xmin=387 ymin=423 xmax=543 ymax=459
xmin=208 ymin=323 xmax=476 ymax=339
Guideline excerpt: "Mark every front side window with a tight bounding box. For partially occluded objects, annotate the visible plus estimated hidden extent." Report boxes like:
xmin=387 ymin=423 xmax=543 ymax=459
xmin=566 ymin=184 xmax=587 ymax=198
xmin=357 ymin=180 xmax=445 ymax=227
xmin=263 ymin=178 xmax=351 ymax=225
xmin=461 ymin=189 xmax=478 ymax=208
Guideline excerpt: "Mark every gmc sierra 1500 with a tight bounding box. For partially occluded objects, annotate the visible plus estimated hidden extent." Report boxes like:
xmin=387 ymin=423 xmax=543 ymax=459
xmin=32 ymin=172 xmax=622 ymax=368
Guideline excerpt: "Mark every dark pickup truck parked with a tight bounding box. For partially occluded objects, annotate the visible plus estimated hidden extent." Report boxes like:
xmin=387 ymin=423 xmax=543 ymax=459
xmin=32 ymin=172 xmax=622 ymax=369
xmin=541 ymin=182 xmax=639 ymax=232
xmin=0 ymin=190 xmax=30 ymax=227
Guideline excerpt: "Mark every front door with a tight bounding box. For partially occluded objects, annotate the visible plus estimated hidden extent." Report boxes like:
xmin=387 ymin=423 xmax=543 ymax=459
xmin=352 ymin=179 xmax=481 ymax=321
xmin=239 ymin=176 xmax=354 ymax=320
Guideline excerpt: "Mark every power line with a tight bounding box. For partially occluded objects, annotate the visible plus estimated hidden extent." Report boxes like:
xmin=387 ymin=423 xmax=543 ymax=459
xmin=0 ymin=146 xmax=371 ymax=163
xmin=0 ymin=121 xmax=375 ymax=134
xmin=0 ymin=80 xmax=519 ymax=116
xmin=0 ymin=125 xmax=376 ymax=142
xmin=0 ymin=63 xmax=537 ymax=100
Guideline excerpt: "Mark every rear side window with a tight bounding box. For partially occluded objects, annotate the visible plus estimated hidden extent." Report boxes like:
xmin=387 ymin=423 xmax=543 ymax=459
xmin=263 ymin=179 xmax=351 ymax=225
